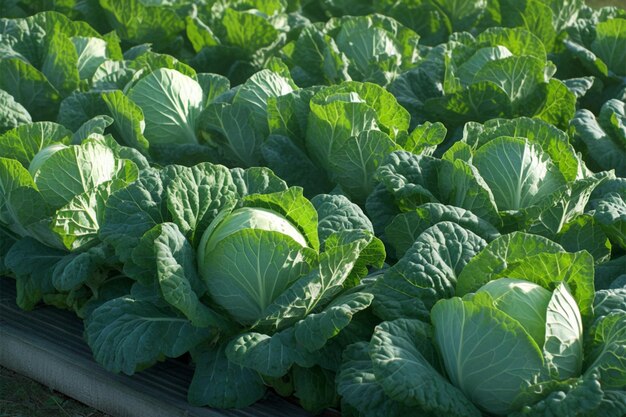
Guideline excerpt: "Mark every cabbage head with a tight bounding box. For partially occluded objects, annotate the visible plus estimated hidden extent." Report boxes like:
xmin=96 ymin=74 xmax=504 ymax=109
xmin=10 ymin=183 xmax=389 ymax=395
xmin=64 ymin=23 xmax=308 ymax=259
xmin=431 ymin=277 xmax=583 ymax=416
xmin=197 ymin=206 xmax=316 ymax=325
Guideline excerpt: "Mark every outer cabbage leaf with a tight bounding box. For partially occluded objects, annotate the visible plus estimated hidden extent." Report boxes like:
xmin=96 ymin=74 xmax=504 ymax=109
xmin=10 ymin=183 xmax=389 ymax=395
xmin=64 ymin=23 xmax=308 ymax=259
xmin=0 ymin=89 xmax=31 ymax=133
xmin=127 ymin=68 xmax=203 ymax=146
xmin=84 ymin=294 xmax=212 ymax=375
xmin=372 ymin=222 xmax=487 ymax=321
xmin=163 ymin=163 xmax=239 ymax=244
xmin=188 ymin=343 xmax=266 ymax=409
xmin=337 ymin=341 xmax=418 ymax=417
xmin=370 ymin=318 xmax=482 ymax=417
xmin=585 ymin=311 xmax=626 ymax=390
xmin=385 ymin=203 xmax=500 ymax=259
xmin=311 ymin=194 xmax=374 ymax=247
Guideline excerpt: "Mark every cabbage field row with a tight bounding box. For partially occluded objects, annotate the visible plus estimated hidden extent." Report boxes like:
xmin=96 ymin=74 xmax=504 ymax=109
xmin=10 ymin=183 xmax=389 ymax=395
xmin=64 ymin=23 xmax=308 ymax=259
xmin=0 ymin=1 xmax=625 ymax=416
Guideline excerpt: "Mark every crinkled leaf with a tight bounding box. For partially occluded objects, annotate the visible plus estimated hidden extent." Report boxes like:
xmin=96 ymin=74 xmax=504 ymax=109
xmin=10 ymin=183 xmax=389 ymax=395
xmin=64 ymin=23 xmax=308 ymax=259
xmin=385 ymin=203 xmax=500 ymax=259
xmin=84 ymin=296 xmax=211 ymax=375
xmin=372 ymin=222 xmax=487 ymax=321
xmin=371 ymin=318 xmax=481 ymax=417
xmin=585 ymin=311 xmax=626 ymax=389
xmin=188 ymin=343 xmax=266 ymax=409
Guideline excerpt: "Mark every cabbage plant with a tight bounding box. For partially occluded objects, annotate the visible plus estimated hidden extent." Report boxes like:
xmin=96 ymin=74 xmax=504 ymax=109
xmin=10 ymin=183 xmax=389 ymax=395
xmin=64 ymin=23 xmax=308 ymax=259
xmin=366 ymin=118 xmax=613 ymax=247
xmin=339 ymin=229 xmax=626 ymax=417
xmin=0 ymin=117 xmax=146 ymax=250
xmin=80 ymin=161 xmax=385 ymax=412
xmin=431 ymin=278 xmax=583 ymax=415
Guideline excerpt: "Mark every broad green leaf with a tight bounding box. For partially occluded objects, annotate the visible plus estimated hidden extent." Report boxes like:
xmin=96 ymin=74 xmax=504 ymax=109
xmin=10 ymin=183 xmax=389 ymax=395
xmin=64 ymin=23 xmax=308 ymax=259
xmin=188 ymin=343 xmax=266 ymax=408
xmin=34 ymin=140 xmax=138 ymax=209
xmin=437 ymin=158 xmax=500 ymax=225
xmin=185 ymin=16 xmax=219 ymax=53
xmin=0 ymin=157 xmax=36 ymax=228
xmin=473 ymin=56 xmax=548 ymax=104
xmin=151 ymin=223 xmax=230 ymax=329
xmin=499 ymin=0 xmax=556 ymax=51
xmin=531 ymin=79 xmax=577 ymax=131
xmin=475 ymin=27 xmax=546 ymax=61
xmin=525 ymin=171 xmax=611 ymax=237
xmin=591 ymin=192 xmax=626 ymax=250
xmin=4 ymin=237 xmax=66 ymax=310
xmin=543 ymin=282 xmax=584 ymax=379
xmin=84 ymin=296 xmax=211 ymax=375
xmin=127 ymin=68 xmax=203 ymax=145
xmin=330 ymin=14 xmax=419 ymax=85
xmin=593 ymin=289 xmax=626 ymax=319
xmin=337 ymin=341 xmax=416 ymax=417
xmin=455 ymin=46 xmax=513 ymax=85
xmin=0 ymin=89 xmax=31 ymax=133
xmin=200 ymin=101 xmax=265 ymax=167
xmin=385 ymin=203 xmax=500 ymax=259
xmin=52 ymin=179 xmax=130 ymax=250
xmin=456 ymin=232 xmax=565 ymax=295
xmin=401 ymin=121 xmax=446 ymax=155
xmin=221 ymin=8 xmax=279 ymax=53
xmin=591 ymin=18 xmax=626 ymax=76
xmin=558 ymin=215 xmax=611 ymax=264
xmin=41 ymin=32 xmax=80 ymax=96
xmin=51 ymin=243 xmax=115 ymax=292
xmin=196 ymin=73 xmax=230 ymax=106
xmin=375 ymin=151 xmax=441 ymax=212
xmin=371 ymin=318 xmax=481 ymax=417
xmin=100 ymin=169 xmax=167 ymax=262
xmin=585 ymin=311 xmax=626 ymax=389
xmin=425 ymin=81 xmax=511 ymax=128
xmin=508 ymin=373 xmax=626 ymax=417
xmin=261 ymin=135 xmax=333 ymax=197
xmin=292 ymin=366 xmax=339 ymax=414
xmin=294 ymin=291 xmax=373 ymax=352
xmin=232 ymin=69 xmax=294 ymax=130
xmin=163 ymin=163 xmax=238 ymax=243
xmin=71 ymin=115 xmax=114 ymax=144
xmin=101 ymin=90 xmax=150 ymax=155
xmin=267 ymin=88 xmax=318 ymax=144
xmin=229 ymin=166 xmax=288 ymax=197
xmin=372 ymin=222 xmax=487 ymax=321
xmin=311 ymin=194 xmax=374 ymax=246
xmin=0 ymin=58 xmax=60 ymax=121
xmin=322 ymin=231 xmax=386 ymax=288
xmin=5 ymin=185 xmax=60 ymax=247
xmin=373 ymin=0 xmax=451 ymax=46
xmin=243 ymin=187 xmax=320 ymax=251
xmin=99 ymin=0 xmax=185 ymax=47
xmin=226 ymin=328 xmax=315 ymax=377
xmin=571 ymin=102 xmax=626 ymax=177
xmin=288 ymin=26 xmax=350 ymax=86
xmin=311 ymin=82 xmax=410 ymax=137
xmin=72 ymin=36 xmax=108 ymax=80
xmin=253 ymin=230 xmax=373 ymax=332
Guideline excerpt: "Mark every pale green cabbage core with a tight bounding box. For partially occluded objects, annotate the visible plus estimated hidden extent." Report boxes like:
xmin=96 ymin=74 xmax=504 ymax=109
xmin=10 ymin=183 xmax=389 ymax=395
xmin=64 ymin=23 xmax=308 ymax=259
xmin=198 ymin=207 xmax=310 ymax=325
xmin=204 ymin=207 xmax=308 ymax=252
xmin=477 ymin=278 xmax=552 ymax=346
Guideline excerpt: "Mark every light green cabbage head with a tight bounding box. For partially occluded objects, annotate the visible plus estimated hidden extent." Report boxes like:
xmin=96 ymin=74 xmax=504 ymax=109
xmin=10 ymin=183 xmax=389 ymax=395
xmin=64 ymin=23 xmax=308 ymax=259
xmin=197 ymin=206 xmax=313 ymax=325
xmin=431 ymin=277 xmax=583 ymax=416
